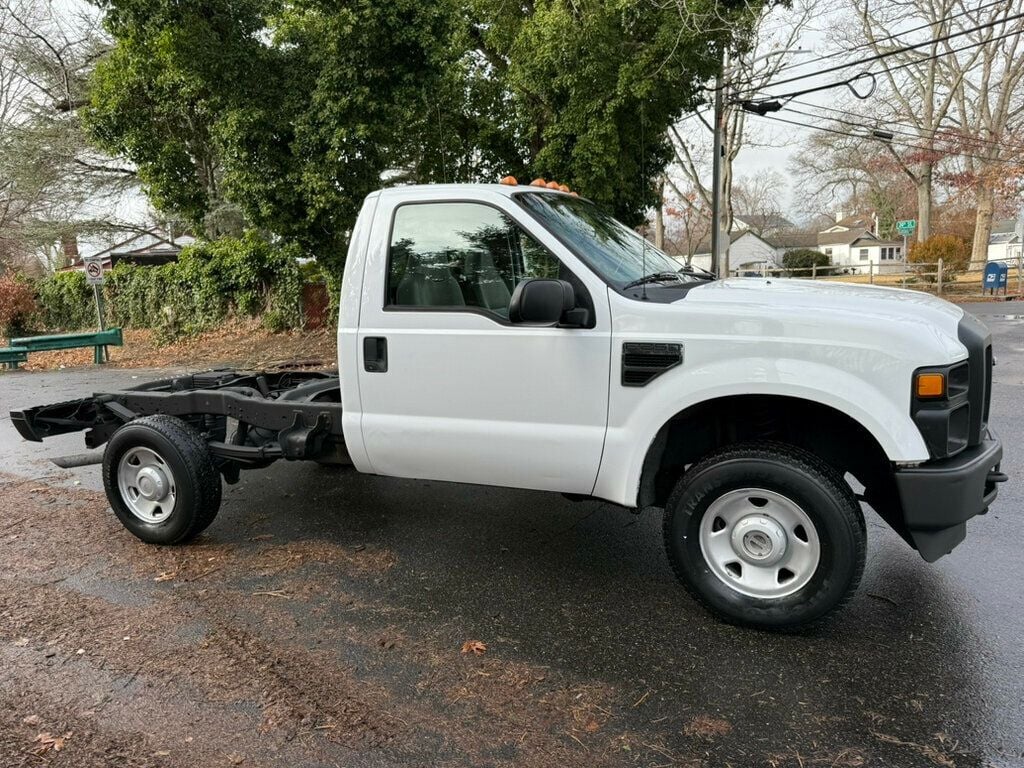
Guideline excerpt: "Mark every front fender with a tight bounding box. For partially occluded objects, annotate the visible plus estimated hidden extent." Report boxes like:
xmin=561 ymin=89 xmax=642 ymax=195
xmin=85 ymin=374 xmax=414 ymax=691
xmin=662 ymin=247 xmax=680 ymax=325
xmin=592 ymin=357 xmax=930 ymax=508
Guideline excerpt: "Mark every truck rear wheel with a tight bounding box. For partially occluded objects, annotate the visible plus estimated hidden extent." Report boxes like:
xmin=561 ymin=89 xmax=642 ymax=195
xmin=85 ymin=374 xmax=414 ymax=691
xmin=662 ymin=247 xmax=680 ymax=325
xmin=663 ymin=441 xmax=865 ymax=631
xmin=102 ymin=415 xmax=222 ymax=544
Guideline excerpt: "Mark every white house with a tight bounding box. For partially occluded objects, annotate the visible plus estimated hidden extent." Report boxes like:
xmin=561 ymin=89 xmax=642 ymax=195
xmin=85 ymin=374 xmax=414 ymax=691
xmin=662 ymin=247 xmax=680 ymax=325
xmin=987 ymin=219 xmax=1023 ymax=264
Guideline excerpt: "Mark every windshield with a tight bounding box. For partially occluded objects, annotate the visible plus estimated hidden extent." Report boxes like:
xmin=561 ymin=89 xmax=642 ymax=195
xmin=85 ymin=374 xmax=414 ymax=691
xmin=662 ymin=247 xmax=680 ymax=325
xmin=515 ymin=192 xmax=705 ymax=290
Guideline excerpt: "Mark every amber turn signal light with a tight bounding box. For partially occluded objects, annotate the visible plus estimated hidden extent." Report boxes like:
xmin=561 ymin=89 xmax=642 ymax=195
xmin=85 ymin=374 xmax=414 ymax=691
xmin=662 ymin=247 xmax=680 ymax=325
xmin=530 ymin=178 xmax=547 ymax=187
xmin=915 ymin=372 xmax=945 ymax=398
xmin=499 ymin=175 xmax=518 ymax=186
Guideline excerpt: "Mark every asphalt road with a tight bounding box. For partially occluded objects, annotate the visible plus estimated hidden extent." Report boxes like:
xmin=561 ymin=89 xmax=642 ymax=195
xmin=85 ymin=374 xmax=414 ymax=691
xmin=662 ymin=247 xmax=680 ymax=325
xmin=0 ymin=302 xmax=1021 ymax=767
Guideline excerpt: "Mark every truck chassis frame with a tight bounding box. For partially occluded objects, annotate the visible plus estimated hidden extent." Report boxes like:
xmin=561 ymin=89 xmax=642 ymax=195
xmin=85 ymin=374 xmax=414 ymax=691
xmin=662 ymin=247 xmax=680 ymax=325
xmin=11 ymin=369 xmax=349 ymax=480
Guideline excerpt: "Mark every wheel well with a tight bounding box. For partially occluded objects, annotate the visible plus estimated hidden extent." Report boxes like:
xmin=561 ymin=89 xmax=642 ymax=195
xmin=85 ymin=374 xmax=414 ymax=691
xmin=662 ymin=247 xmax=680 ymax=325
xmin=638 ymin=395 xmax=900 ymax=520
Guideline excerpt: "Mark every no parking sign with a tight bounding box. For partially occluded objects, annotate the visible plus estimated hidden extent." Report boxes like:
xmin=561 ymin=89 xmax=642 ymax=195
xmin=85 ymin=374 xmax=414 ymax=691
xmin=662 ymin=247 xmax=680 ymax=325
xmin=84 ymin=256 xmax=105 ymax=285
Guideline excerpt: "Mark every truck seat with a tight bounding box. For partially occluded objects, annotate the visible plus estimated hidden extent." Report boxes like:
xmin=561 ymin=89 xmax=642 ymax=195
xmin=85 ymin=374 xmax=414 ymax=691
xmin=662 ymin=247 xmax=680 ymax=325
xmin=464 ymin=250 xmax=512 ymax=311
xmin=397 ymin=258 xmax=465 ymax=306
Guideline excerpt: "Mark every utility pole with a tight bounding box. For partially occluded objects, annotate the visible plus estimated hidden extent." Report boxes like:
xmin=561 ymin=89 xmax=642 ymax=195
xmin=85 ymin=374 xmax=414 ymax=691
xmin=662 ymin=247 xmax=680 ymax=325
xmin=710 ymin=68 xmax=726 ymax=278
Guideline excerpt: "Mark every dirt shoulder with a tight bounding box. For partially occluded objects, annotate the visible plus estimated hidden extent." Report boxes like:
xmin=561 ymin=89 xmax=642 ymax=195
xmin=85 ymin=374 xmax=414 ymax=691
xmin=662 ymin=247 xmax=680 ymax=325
xmin=3 ymin=320 xmax=336 ymax=373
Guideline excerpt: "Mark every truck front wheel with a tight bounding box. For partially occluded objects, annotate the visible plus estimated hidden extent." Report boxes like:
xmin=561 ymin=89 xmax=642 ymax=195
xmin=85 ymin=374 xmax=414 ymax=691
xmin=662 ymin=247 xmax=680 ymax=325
xmin=102 ymin=415 xmax=222 ymax=545
xmin=664 ymin=441 xmax=865 ymax=630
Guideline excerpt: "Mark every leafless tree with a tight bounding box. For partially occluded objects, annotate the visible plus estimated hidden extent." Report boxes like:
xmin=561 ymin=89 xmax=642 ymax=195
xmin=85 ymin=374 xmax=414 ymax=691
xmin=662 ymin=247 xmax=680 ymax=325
xmin=943 ymin=1 xmax=1024 ymax=266
xmin=663 ymin=0 xmax=819 ymax=270
xmin=731 ymin=169 xmax=788 ymax=235
xmin=0 ymin=0 xmax=138 ymax=272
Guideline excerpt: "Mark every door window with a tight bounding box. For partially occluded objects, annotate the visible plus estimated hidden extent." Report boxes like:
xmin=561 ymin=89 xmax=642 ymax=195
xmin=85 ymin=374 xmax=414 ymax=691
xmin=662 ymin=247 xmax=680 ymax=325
xmin=387 ymin=202 xmax=562 ymax=318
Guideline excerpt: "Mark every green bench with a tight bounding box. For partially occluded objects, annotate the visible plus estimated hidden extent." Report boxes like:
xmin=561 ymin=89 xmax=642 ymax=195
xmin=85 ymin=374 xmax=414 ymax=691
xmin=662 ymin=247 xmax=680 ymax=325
xmin=6 ymin=327 xmax=124 ymax=367
xmin=0 ymin=346 xmax=29 ymax=369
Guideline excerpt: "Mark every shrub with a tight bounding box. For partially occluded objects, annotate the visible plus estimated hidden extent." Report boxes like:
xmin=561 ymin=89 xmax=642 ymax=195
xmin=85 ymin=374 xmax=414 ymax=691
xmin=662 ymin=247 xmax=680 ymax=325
xmin=35 ymin=231 xmax=308 ymax=341
xmin=0 ymin=275 xmax=38 ymax=337
xmin=33 ymin=271 xmax=95 ymax=330
xmin=781 ymin=249 xmax=831 ymax=276
xmin=908 ymin=235 xmax=970 ymax=283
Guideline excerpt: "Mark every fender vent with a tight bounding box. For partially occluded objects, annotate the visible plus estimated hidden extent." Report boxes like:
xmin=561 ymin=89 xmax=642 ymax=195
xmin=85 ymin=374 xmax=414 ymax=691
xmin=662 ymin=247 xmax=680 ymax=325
xmin=622 ymin=342 xmax=683 ymax=387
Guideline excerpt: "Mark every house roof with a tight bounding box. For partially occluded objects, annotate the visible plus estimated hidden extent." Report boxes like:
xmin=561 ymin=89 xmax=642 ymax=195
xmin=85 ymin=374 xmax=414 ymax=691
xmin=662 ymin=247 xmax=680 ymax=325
xmin=767 ymin=232 xmax=819 ymax=250
xmin=818 ymin=228 xmax=877 ymax=246
xmin=826 ymin=214 xmax=874 ymax=230
xmin=850 ymin=236 xmax=903 ymax=247
xmin=991 ymin=218 xmax=1018 ymax=235
xmin=692 ymin=229 xmax=748 ymax=256
xmin=989 ymin=231 xmax=1020 ymax=245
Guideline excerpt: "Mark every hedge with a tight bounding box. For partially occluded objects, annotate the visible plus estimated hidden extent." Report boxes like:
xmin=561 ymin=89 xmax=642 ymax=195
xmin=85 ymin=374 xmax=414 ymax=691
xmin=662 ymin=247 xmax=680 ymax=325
xmin=33 ymin=232 xmax=317 ymax=341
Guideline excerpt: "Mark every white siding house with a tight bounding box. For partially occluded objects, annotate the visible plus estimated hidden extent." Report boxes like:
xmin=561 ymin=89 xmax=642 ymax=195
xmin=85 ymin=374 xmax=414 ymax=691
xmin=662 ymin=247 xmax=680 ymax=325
xmin=987 ymin=219 xmax=1023 ymax=264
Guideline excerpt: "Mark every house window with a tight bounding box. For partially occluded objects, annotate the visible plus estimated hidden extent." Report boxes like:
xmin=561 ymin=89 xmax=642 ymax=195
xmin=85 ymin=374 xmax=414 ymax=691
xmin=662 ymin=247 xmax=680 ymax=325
xmin=859 ymin=248 xmax=869 ymax=260
xmin=896 ymin=246 xmax=902 ymax=258
xmin=824 ymin=248 xmax=833 ymax=257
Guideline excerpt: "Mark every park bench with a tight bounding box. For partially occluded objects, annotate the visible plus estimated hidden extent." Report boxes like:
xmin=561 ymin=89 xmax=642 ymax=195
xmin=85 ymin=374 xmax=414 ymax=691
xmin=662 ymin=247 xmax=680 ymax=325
xmin=5 ymin=327 xmax=124 ymax=367
xmin=0 ymin=346 xmax=29 ymax=369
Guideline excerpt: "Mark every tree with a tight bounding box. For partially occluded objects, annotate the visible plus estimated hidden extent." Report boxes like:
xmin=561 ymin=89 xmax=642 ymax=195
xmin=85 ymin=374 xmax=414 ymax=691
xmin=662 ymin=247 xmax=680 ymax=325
xmin=86 ymin=0 xmax=768 ymax=270
xmin=0 ymin=0 xmax=135 ymax=273
xmin=661 ymin=180 xmax=711 ymax=262
xmin=665 ymin=0 xmax=818 ymax=269
xmin=732 ymin=169 xmax=788 ymax=235
xmin=944 ymin=1 xmax=1024 ymax=267
xmin=790 ymin=131 xmax=917 ymax=238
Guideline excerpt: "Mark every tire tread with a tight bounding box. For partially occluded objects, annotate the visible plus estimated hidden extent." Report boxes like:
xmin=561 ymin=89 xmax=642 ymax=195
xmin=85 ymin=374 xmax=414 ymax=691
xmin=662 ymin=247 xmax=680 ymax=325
xmin=663 ymin=440 xmax=866 ymax=631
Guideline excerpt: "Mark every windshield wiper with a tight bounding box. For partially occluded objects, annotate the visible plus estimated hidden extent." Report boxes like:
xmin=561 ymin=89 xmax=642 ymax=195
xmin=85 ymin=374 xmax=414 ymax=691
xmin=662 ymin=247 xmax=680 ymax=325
xmin=623 ymin=271 xmax=686 ymax=289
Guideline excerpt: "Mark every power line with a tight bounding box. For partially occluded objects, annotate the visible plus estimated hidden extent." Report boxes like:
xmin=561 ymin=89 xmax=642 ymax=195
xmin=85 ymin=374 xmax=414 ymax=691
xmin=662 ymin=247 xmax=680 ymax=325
xmin=748 ymin=111 xmax=1024 ymax=166
xmin=739 ymin=6 xmax=1024 ymax=95
xmin=781 ymin=102 xmax=1024 ymax=155
xmin=728 ymin=0 xmax=1010 ymax=90
xmin=741 ymin=24 xmax=1024 ymax=106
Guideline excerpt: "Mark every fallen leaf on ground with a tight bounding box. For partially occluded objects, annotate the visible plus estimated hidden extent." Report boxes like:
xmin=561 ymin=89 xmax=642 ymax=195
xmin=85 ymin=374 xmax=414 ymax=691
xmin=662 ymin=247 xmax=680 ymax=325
xmin=32 ymin=731 xmax=72 ymax=754
xmin=461 ymin=640 xmax=487 ymax=656
xmin=154 ymin=571 xmax=178 ymax=582
xmin=21 ymin=715 xmax=40 ymax=726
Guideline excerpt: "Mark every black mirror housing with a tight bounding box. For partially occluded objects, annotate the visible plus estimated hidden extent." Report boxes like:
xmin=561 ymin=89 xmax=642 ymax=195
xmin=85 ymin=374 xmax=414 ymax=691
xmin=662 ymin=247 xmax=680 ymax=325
xmin=509 ymin=278 xmax=575 ymax=326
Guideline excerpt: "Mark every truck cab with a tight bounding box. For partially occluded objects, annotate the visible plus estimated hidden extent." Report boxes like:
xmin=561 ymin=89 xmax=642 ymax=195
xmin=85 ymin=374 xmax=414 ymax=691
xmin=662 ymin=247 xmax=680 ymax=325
xmin=11 ymin=181 xmax=1006 ymax=630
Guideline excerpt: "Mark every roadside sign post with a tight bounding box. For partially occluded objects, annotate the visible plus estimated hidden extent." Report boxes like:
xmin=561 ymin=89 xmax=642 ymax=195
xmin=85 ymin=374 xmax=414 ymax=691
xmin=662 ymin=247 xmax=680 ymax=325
xmin=896 ymin=220 xmax=917 ymax=270
xmin=83 ymin=256 xmax=107 ymax=331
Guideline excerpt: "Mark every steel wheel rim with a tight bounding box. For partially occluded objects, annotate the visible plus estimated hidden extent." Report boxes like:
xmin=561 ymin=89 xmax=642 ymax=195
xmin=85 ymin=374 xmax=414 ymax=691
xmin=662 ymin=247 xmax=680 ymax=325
xmin=117 ymin=446 xmax=176 ymax=524
xmin=698 ymin=488 xmax=821 ymax=599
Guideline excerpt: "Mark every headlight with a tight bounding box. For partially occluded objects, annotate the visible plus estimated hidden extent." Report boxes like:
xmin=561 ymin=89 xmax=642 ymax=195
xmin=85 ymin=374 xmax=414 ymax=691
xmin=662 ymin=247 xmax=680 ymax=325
xmin=911 ymin=362 xmax=970 ymax=458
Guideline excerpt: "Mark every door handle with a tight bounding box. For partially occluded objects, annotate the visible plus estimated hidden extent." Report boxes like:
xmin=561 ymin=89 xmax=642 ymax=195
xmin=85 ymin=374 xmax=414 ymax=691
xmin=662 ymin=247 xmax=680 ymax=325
xmin=363 ymin=337 xmax=388 ymax=372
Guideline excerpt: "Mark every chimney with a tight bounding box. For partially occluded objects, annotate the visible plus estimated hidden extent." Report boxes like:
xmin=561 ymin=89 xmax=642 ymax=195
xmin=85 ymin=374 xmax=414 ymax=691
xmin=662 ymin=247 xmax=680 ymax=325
xmin=61 ymin=235 xmax=79 ymax=267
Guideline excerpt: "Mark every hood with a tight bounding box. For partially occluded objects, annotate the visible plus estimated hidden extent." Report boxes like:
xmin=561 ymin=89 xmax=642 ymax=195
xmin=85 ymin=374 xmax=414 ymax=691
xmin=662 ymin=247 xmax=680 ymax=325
xmin=669 ymin=278 xmax=968 ymax=364
xmin=686 ymin=277 xmax=963 ymax=326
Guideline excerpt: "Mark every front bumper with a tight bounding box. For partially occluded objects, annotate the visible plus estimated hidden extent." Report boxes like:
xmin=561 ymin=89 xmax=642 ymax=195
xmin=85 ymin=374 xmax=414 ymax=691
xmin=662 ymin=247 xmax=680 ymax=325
xmin=893 ymin=431 xmax=1005 ymax=562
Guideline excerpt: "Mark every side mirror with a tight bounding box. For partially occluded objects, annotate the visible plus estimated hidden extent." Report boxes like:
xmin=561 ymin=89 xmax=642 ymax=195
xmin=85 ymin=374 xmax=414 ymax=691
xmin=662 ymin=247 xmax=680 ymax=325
xmin=509 ymin=278 xmax=575 ymax=326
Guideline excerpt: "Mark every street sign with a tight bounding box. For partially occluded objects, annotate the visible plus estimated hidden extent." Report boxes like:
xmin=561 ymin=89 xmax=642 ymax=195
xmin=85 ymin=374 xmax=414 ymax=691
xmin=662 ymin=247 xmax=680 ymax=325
xmin=84 ymin=256 xmax=105 ymax=285
xmin=896 ymin=219 xmax=916 ymax=235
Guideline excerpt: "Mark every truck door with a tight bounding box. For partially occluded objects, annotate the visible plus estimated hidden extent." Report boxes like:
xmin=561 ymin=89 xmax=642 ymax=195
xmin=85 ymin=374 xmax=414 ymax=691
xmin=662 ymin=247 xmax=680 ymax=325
xmin=354 ymin=193 xmax=611 ymax=494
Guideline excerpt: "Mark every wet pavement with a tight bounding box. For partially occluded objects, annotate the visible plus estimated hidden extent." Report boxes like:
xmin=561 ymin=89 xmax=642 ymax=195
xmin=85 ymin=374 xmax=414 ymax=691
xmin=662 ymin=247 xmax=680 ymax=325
xmin=0 ymin=302 xmax=1021 ymax=767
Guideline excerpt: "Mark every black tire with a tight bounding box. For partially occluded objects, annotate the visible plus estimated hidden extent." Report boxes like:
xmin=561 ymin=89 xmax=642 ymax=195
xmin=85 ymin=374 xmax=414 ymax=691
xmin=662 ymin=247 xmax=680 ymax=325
xmin=102 ymin=415 xmax=222 ymax=544
xmin=663 ymin=441 xmax=865 ymax=631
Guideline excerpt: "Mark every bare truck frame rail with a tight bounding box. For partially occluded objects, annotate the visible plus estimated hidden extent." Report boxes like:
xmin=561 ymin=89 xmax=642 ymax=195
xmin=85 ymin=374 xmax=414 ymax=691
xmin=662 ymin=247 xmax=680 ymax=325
xmin=11 ymin=370 xmax=349 ymax=482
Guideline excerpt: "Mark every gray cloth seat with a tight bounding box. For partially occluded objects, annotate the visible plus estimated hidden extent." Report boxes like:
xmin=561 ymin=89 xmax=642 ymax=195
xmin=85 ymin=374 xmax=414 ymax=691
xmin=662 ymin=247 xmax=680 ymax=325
xmin=464 ymin=249 xmax=512 ymax=311
xmin=397 ymin=258 xmax=465 ymax=306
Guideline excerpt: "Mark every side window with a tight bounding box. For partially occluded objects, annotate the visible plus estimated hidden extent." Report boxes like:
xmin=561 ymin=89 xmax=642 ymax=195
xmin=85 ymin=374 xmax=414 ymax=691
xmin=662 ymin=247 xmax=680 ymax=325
xmin=387 ymin=202 xmax=563 ymax=317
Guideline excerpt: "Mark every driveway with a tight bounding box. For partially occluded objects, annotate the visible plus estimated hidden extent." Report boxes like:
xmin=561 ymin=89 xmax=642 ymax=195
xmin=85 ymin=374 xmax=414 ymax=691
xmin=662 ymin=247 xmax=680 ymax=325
xmin=0 ymin=303 xmax=1020 ymax=767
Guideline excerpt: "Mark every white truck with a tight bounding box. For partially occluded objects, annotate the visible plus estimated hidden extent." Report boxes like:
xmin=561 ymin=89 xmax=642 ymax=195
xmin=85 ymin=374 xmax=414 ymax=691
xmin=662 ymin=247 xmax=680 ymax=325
xmin=11 ymin=181 xmax=1006 ymax=630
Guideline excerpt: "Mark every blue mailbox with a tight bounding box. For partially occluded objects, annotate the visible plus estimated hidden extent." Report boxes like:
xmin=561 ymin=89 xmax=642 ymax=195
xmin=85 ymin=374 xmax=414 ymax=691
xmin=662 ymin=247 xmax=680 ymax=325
xmin=984 ymin=262 xmax=1008 ymax=294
